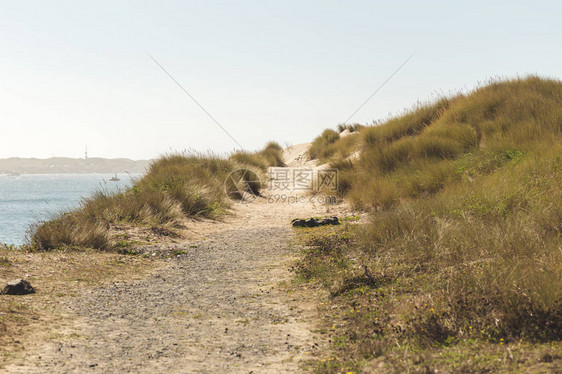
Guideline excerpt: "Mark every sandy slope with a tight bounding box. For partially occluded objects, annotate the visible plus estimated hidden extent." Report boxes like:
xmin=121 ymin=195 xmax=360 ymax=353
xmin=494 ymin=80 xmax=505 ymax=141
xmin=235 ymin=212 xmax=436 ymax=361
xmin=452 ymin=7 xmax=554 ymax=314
xmin=282 ymin=143 xmax=316 ymax=168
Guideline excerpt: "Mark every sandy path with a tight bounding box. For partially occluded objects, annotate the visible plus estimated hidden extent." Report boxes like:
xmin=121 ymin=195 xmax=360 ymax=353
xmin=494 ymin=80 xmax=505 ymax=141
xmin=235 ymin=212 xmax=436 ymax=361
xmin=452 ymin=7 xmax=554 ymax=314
xmin=4 ymin=193 xmax=350 ymax=373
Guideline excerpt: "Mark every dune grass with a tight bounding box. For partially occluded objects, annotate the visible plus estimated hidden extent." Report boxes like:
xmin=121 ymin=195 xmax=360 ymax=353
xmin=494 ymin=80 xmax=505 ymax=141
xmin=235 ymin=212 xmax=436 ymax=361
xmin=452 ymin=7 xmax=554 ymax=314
xmin=296 ymin=76 xmax=562 ymax=372
xmin=337 ymin=123 xmax=364 ymax=133
xmin=230 ymin=141 xmax=285 ymax=171
xmin=344 ymin=76 xmax=562 ymax=205
xmin=31 ymin=142 xmax=285 ymax=251
xmin=308 ymin=127 xmax=364 ymax=165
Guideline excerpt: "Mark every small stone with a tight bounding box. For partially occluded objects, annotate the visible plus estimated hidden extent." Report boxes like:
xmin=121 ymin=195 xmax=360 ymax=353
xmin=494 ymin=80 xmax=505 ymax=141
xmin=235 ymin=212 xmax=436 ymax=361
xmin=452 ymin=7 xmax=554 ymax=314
xmin=328 ymin=216 xmax=340 ymax=225
xmin=291 ymin=219 xmax=306 ymax=227
xmin=2 ymin=279 xmax=35 ymax=295
xmin=304 ymin=218 xmax=319 ymax=227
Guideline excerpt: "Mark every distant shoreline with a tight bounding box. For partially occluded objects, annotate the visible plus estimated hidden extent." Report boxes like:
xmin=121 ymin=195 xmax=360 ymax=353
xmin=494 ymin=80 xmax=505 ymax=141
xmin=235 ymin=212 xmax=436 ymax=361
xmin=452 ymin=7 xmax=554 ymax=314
xmin=0 ymin=157 xmax=151 ymax=174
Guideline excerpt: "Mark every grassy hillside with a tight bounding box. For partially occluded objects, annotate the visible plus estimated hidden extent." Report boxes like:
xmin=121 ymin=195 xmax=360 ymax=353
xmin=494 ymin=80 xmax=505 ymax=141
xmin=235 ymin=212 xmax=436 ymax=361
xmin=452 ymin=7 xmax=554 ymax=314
xmin=31 ymin=143 xmax=284 ymax=251
xmin=296 ymin=76 xmax=562 ymax=372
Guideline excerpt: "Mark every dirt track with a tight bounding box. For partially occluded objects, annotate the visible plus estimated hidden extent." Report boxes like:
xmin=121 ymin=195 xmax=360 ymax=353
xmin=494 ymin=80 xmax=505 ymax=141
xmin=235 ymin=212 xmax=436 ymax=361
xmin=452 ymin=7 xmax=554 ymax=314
xmin=4 ymin=196 xmax=350 ymax=373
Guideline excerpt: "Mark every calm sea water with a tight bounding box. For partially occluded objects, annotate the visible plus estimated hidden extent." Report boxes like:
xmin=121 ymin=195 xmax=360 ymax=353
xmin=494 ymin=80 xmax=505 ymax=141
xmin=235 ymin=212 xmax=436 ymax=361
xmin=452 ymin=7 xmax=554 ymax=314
xmin=0 ymin=174 xmax=139 ymax=245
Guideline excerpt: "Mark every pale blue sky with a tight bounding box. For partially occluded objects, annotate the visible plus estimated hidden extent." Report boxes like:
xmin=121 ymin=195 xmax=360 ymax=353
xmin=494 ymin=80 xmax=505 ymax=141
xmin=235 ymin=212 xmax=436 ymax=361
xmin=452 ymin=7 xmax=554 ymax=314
xmin=1 ymin=0 xmax=560 ymax=159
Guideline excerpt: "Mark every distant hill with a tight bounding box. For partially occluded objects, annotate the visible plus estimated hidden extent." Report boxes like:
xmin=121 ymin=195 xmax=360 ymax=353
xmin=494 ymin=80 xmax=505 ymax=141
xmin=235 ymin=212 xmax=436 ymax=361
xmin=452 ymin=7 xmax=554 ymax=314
xmin=0 ymin=157 xmax=151 ymax=174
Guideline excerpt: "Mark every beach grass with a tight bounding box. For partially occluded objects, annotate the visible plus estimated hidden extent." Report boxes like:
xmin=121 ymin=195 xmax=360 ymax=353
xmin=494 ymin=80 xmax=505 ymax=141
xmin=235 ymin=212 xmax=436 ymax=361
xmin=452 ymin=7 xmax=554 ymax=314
xmin=295 ymin=76 xmax=562 ymax=372
xmin=30 ymin=143 xmax=285 ymax=251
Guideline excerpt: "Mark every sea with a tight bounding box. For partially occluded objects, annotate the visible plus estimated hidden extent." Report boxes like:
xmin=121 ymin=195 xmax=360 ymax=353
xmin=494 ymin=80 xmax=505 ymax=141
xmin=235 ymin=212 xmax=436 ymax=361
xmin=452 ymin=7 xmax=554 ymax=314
xmin=0 ymin=174 xmax=139 ymax=246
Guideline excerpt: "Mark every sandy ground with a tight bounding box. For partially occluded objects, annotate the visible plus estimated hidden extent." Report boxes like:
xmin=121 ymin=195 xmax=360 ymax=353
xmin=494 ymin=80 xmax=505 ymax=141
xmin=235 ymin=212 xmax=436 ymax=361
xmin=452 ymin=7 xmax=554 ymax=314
xmin=283 ymin=143 xmax=317 ymax=168
xmin=3 ymin=144 xmax=358 ymax=373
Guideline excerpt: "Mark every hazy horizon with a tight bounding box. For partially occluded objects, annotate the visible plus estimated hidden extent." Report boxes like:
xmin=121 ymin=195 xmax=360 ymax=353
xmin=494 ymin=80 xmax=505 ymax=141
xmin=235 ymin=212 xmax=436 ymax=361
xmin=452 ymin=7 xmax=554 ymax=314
xmin=0 ymin=155 xmax=151 ymax=161
xmin=2 ymin=0 xmax=561 ymax=159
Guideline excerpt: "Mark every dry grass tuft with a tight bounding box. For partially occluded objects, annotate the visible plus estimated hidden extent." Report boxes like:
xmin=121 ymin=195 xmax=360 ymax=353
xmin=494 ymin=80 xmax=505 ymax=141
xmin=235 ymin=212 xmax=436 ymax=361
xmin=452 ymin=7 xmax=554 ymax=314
xmin=308 ymin=128 xmax=364 ymax=164
xmin=230 ymin=141 xmax=285 ymax=171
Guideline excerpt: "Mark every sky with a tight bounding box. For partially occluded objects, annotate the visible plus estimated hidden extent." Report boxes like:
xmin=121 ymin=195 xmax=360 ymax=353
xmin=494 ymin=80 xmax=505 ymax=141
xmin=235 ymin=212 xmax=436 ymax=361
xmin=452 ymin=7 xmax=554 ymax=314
xmin=1 ymin=0 xmax=561 ymax=160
